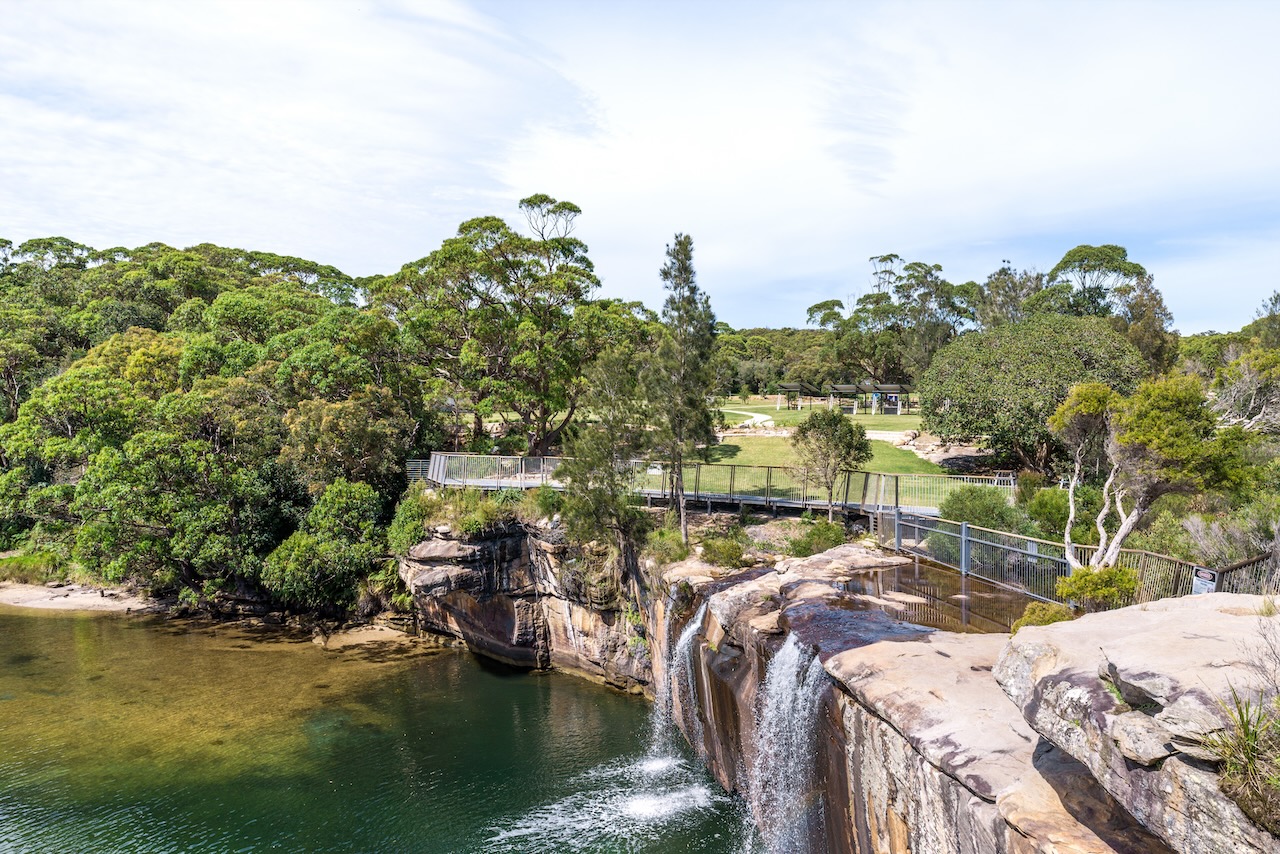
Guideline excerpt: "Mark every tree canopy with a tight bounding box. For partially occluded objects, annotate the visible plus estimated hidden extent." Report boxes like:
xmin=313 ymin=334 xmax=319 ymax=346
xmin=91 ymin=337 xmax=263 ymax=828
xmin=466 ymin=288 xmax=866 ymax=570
xmin=918 ymin=314 xmax=1146 ymax=471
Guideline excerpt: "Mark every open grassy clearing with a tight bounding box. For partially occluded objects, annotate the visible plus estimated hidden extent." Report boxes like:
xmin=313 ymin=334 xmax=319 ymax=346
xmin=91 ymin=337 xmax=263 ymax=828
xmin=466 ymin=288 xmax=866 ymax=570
xmin=719 ymin=403 xmax=922 ymax=432
xmin=706 ymin=435 xmax=942 ymax=474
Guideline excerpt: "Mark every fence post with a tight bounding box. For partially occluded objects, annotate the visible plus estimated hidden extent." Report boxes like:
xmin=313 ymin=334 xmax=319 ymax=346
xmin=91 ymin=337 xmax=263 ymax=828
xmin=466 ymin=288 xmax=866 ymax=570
xmin=729 ymin=465 xmax=736 ymax=501
xmin=960 ymin=522 xmax=970 ymax=576
xmin=766 ymin=466 xmax=772 ymax=505
xmin=694 ymin=464 xmax=701 ymax=501
xmin=894 ymin=507 xmax=902 ymax=552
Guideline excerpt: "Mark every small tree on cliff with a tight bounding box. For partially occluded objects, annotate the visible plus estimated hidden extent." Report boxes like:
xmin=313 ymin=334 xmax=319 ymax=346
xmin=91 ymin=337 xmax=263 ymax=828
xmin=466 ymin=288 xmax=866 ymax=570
xmin=791 ymin=409 xmax=872 ymax=521
xmin=1049 ymin=377 xmax=1249 ymax=573
xmin=645 ymin=234 xmax=716 ymax=544
xmin=559 ymin=341 xmax=653 ymax=554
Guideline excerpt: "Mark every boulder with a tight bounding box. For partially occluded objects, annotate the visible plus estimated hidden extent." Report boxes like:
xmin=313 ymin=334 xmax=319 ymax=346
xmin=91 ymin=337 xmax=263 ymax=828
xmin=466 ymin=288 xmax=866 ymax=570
xmin=995 ymin=594 xmax=1280 ymax=853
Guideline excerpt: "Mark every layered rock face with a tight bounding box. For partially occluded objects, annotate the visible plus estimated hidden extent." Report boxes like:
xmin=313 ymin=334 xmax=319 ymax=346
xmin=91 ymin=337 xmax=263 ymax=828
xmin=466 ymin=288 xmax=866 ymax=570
xmin=398 ymin=520 xmax=650 ymax=691
xmin=664 ymin=545 xmax=1174 ymax=854
xmin=403 ymin=522 xmax=1276 ymax=852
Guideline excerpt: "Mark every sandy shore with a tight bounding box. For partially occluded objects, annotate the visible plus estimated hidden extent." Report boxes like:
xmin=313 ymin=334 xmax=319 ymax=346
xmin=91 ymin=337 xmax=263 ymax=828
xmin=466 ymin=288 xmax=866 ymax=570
xmin=0 ymin=581 xmax=158 ymax=612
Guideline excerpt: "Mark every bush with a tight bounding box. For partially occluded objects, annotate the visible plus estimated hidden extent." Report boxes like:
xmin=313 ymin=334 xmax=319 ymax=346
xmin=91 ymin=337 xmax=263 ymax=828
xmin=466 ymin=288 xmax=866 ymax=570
xmin=789 ymin=520 xmax=847 ymax=557
xmin=518 ymin=485 xmax=563 ymax=522
xmin=0 ymin=552 xmax=59 ymax=584
xmin=1026 ymin=486 xmax=1103 ymax=543
xmin=386 ymin=485 xmax=444 ymax=557
xmin=929 ymin=485 xmax=1037 ymax=565
xmin=260 ymin=479 xmax=381 ymax=610
xmin=644 ymin=525 xmax=689 ymax=565
xmin=701 ymin=536 xmax=746 ymax=567
xmin=1055 ymin=565 xmax=1138 ymax=612
xmin=940 ymin=485 xmax=1034 ymax=533
xmin=1126 ymin=509 xmax=1197 ymax=561
xmin=1011 ymin=601 xmax=1076 ymax=634
xmin=1015 ymin=471 xmax=1047 ymax=505
xmin=1206 ymin=687 xmax=1280 ymax=835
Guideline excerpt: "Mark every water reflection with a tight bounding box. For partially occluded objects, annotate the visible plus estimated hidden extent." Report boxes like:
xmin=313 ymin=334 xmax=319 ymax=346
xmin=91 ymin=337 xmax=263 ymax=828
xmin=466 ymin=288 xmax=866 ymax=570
xmin=0 ymin=606 xmax=746 ymax=853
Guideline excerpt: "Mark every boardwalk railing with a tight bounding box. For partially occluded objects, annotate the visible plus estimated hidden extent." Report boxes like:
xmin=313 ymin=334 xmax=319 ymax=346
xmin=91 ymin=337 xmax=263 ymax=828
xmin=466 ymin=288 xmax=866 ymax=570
xmin=408 ymin=453 xmax=1279 ymax=600
xmin=873 ymin=508 xmax=1277 ymax=603
xmin=407 ymin=453 xmax=1015 ymax=515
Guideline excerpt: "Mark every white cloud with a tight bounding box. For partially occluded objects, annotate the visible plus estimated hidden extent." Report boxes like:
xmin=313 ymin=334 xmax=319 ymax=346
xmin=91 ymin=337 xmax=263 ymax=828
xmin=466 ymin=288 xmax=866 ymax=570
xmin=1 ymin=0 xmax=1277 ymax=333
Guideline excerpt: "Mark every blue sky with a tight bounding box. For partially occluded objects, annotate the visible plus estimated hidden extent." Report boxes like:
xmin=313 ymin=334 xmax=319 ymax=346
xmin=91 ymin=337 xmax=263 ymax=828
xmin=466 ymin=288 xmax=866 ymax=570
xmin=2 ymin=0 xmax=1277 ymax=334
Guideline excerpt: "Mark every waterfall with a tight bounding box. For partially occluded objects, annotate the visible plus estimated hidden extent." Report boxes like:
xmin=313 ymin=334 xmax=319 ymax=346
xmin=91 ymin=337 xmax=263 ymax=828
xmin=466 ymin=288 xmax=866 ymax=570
xmin=745 ymin=634 xmax=829 ymax=853
xmin=647 ymin=602 xmax=677 ymax=749
xmin=667 ymin=602 xmax=708 ymax=752
xmin=486 ymin=600 xmax=739 ymax=851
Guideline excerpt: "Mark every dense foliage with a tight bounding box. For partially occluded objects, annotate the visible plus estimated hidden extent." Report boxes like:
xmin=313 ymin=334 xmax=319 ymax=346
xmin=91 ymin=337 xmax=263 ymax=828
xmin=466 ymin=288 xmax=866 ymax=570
xmin=0 ymin=198 xmax=640 ymax=607
xmin=919 ymin=315 xmax=1146 ymax=470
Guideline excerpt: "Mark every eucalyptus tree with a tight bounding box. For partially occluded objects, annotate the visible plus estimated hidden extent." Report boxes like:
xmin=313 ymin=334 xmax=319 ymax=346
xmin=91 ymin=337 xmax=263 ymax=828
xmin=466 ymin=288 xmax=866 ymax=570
xmin=1049 ymin=377 xmax=1248 ymax=570
xmin=806 ymin=254 xmax=972 ymax=383
xmin=1044 ymin=244 xmax=1148 ymax=317
xmin=372 ymin=195 xmax=616 ymax=455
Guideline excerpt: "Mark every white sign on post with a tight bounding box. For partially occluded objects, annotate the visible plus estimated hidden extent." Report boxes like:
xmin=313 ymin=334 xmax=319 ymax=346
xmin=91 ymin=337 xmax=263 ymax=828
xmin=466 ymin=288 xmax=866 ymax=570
xmin=1191 ymin=568 xmax=1218 ymax=595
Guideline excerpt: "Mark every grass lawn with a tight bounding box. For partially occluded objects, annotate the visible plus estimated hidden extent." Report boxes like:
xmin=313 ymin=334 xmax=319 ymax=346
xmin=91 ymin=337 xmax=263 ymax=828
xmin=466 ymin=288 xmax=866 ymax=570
xmin=719 ymin=403 xmax=922 ymax=432
xmin=705 ymin=435 xmax=942 ymax=474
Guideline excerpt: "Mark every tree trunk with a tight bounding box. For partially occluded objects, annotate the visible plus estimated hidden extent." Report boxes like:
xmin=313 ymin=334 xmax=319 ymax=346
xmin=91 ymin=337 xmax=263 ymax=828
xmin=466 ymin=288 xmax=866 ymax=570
xmin=674 ymin=464 xmax=688 ymax=544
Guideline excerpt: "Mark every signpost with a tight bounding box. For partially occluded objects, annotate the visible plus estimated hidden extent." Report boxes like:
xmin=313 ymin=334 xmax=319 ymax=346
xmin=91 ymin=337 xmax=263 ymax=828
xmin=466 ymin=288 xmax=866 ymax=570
xmin=1191 ymin=567 xmax=1219 ymax=595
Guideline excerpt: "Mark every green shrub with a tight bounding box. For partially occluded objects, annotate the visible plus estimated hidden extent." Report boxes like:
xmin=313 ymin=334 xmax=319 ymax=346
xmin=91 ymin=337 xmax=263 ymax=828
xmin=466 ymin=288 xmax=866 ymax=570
xmin=0 ymin=551 xmax=59 ymax=584
xmin=518 ymin=485 xmax=563 ymax=522
xmin=1055 ymin=565 xmax=1139 ymax=612
xmin=1015 ymin=471 xmax=1047 ymax=505
xmin=929 ymin=485 xmax=1037 ymax=564
xmin=1011 ymin=601 xmax=1076 ymax=634
xmin=386 ymin=484 xmax=444 ymax=557
xmin=701 ymin=536 xmax=746 ymax=567
xmin=1026 ymin=486 xmax=1103 ymax=543
xmin=1205 ymin=687 xmax=1280 ymax=835
xmin=492 ymin=489 xmax=524 ymax=508
xmin=1126 ymin=509 xmax=1197 ymax=561
xmin=940 ymin=485 xmax=1033 ymax=532
xmin=789 ymin=520 xmax=847 ymax=557
xmin=645 ymin=526 xmax=689 ymax=565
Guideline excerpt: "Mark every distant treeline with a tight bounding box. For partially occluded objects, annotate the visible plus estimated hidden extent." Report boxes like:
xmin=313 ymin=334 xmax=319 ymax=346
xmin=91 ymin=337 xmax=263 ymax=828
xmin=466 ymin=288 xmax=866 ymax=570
xmin=2 ymin=206 xmax=1277 ymax=609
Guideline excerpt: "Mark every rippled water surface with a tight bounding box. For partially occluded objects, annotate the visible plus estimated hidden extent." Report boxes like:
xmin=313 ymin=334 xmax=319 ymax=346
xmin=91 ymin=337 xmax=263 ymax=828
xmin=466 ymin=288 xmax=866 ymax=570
xmin=0 ymin=606 xmax=748 ymax=853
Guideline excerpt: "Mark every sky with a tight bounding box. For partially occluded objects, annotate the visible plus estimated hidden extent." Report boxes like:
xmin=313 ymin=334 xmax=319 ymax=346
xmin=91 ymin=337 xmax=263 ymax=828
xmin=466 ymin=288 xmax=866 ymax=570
xmin=2 ymin=0 xmax=1278 ymax=334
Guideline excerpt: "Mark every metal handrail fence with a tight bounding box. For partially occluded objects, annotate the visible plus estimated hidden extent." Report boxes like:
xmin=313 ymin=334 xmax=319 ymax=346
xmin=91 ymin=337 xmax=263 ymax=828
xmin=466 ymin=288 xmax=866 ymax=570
xmin=876 ymin=509 xmax=1280 ymax=602
xmin=410 ymin=453 xmax=1277 ymax=600
xmin=1217 ymin=552 xmax=1279 ymax=596
xmin=407 ymin=453 xmax=1016 ymax=515
xmin=877 ymin=509 xmax=1208 ymax=605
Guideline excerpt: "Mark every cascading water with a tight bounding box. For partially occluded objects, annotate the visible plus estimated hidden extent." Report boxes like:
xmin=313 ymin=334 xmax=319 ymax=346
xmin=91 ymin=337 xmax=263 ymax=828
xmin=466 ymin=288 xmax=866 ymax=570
xmin=744 ymin=634 xmax=829 ymax=853
xmin=668 ymin=601 xmax=709 ymax=752
xmin=647 ymin=602 xmax=677 ymax=749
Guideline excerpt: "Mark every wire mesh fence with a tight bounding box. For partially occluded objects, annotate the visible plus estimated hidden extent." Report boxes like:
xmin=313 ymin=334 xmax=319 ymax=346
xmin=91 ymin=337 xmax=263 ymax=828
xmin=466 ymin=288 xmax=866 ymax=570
xmin=409 ymin=453 xmax=1276 ymax=600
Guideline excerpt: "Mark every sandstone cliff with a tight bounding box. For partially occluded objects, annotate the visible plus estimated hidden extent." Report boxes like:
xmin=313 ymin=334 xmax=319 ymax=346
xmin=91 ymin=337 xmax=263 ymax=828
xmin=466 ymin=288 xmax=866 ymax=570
xmin=402 ymin=523 xmax=1277 ymax=852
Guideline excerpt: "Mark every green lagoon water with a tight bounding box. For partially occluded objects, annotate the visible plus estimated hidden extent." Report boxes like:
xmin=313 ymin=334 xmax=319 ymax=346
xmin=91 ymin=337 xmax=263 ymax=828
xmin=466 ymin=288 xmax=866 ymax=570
xmin=0 ymin=606 xmax=749 ymax=853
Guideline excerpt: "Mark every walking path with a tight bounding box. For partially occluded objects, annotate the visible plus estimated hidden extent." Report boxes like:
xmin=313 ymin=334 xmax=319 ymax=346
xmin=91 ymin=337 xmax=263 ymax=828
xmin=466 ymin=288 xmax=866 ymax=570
xmin=720 ymin=408 xmax=774 ymax=427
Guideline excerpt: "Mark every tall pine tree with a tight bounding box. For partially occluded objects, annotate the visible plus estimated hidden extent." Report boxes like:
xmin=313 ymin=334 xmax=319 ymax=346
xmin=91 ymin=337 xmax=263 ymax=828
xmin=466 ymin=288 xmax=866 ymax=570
xmin=645 ymin=234 xmax=717 ymax=544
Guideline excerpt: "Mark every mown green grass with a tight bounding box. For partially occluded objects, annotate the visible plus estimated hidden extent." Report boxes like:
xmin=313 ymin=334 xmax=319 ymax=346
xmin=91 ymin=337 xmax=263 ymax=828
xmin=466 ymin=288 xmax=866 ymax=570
xmin=706 ymin=436 xmax=942 ymax=474
xmin=719 ymin=403 xmax=921 ymax=432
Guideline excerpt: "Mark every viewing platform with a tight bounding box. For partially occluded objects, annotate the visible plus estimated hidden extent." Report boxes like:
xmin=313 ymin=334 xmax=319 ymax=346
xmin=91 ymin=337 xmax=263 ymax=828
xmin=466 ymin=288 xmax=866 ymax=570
xmin=406 ymin=453 xmax=1014 ymax=517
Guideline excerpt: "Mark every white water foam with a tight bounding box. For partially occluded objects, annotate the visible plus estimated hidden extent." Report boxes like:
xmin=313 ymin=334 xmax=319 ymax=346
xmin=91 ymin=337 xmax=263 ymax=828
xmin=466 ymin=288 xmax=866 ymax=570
xmin=484 ymin=602 xmax=736 ymax=852
xmin=743 ymin=634 xmax=829 ymax=853
xmin=482 ymin=754 xmax=728 ymax=852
